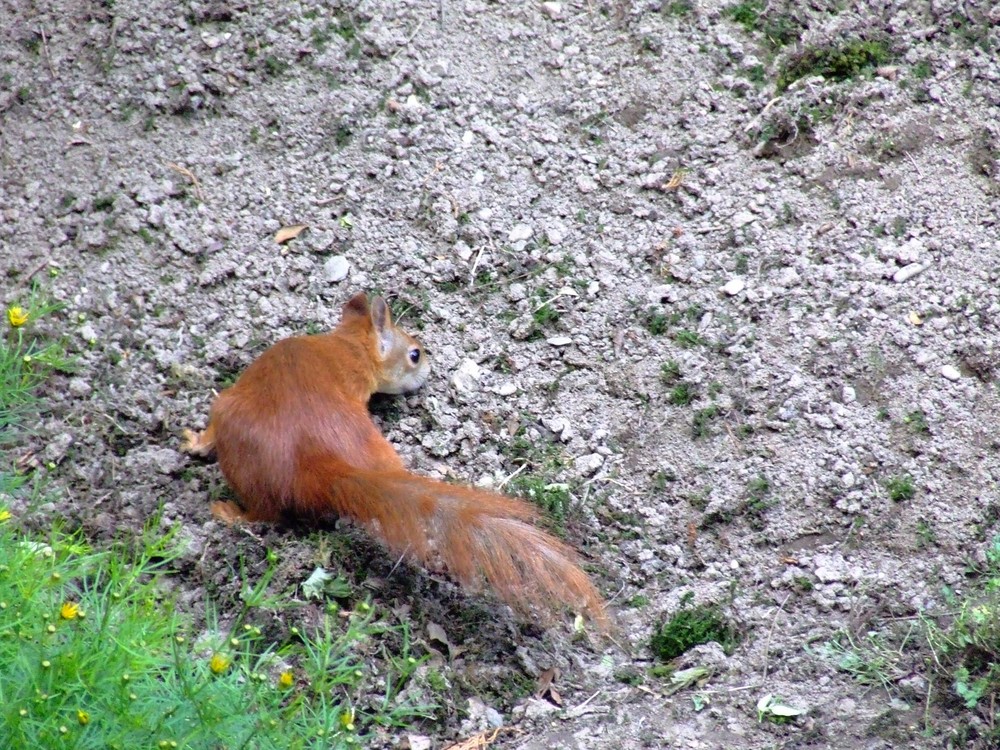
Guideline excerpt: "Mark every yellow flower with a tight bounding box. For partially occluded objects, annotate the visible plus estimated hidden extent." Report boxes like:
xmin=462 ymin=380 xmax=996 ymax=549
xmin=209 ymin=653 xmax=231 ymax=675
xmin=339 ymin=707 xmax=355 ymax=732
xmin=278 ymin=671 xmax=294 ymax=689
xmin=0 ymin=509 xmax=11 ymax=523
xmin=7 ymin=306 xmax=28 ymax=328
xmin=60 ymin=602 xmax=80 ymax=620
xmin=77 ymin=709 xmax=90 ymax=726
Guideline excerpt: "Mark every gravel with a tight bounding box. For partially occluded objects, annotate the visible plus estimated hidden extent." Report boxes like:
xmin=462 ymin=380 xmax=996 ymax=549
xmin=4 ymin=0 xmax=1000 ymax=747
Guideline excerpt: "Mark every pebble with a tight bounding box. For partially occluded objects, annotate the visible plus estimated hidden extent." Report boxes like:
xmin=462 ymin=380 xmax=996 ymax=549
xmin=547 ymin=335 xmax=572 ymax=347
xmin=940 ymin=365 xmax=960 ymax=381
xmin=574 ymin=453 xmax=604 ymax=475
xmin=893 ymin=262 xmax=929 ymax=283
xmin=541 ymin=1 xmax=563 ymax=19
xmin=451 ymin=359 xmax=483 ymax=394
xmin=576 ymin=174 xmax=597 ymax=193
xmin=323 ymin=255 xmax=350 ymax=283
xmin=721 ymin=278 xmax=745 ymax=296
xmin=732 ymin=210 xmax=755 ymax=228
xmin=508 ymin=224 xmax=533 ymax=243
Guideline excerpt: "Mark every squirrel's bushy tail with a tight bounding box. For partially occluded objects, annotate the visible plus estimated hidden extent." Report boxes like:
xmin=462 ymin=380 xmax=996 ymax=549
xmin=293 ymin=454 xmax=606 ymax=625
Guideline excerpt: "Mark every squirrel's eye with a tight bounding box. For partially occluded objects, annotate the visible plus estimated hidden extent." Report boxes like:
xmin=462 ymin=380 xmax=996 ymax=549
xmin=409 ymin=348 xmax=421 ymax=364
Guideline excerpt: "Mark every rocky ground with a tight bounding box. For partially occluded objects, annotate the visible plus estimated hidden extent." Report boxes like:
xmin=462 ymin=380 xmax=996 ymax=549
xmin=4 ymin=0 xmax=1000 ymax=747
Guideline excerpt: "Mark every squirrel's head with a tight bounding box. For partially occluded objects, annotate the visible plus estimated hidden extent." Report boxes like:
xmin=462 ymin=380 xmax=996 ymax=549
xmin=342 ymin=293 xmax=431 ymax=394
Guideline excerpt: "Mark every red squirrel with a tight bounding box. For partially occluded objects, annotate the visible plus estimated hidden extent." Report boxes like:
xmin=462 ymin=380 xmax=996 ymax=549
xmin=182 ymin=292 xmax=605 ymax=625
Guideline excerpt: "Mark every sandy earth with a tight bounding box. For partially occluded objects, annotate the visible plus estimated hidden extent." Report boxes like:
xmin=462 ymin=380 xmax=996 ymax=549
xmin=4 ymin=0 xmax=1000 ymax=747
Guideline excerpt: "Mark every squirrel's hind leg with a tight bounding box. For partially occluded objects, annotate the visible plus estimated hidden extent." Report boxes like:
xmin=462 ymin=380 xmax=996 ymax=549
xmin=181 ymin=424 xmax=216 ymax=457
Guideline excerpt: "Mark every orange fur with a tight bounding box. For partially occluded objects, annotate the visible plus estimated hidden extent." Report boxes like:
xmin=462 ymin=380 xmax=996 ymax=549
xmin=184 ymin=292 xmax=606 ymax=625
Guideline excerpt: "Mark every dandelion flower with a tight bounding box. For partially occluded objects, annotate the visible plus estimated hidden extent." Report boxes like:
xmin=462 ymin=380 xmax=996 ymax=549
xmin=0 ymin=509 xmax=11 ymax=522
xmin=77 ymin=709 xmax=89 ymax=726
xmin=209 ymin=653 xmax=231 ymax=675
xmin=339 ymin=707 xmax=355 ymax=732
xmin=278 ymin=671 xmax=294 ymax=689
xmin=60 ymin=602 xmax=80 ymax=620
xmin=7 ymin=306 xmax=28 ymax=328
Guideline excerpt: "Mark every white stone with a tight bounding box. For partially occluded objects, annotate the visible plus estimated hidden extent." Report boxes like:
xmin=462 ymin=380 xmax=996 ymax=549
xmin=576 ymin=174 xmax=597 ymax=193
xmin=451 ymin=359 xmax=482 ymax=394
xmin=893 ymin=262 xmax=928 ymax=283
xmin=732 ymin=210 xmax=755 ymax=227
xmin=323 ymin=255 xmax=350 ymax=283
xmin=508 ymin=224 xmax=534 ymax=242
xmin=574 ymin=453 xmax=604 ymax=475
xmin=541 ymin=1 xmax=563 ymax=19
xmin=941 ymin=365 xmax=961 ymax=381
xmin=721 ymin=278 xmax=745 ymax=296
xmin=841 ymin=386 xmax=856 ymax=403
xmin=547 ymin=336 xmax=573 ymax=347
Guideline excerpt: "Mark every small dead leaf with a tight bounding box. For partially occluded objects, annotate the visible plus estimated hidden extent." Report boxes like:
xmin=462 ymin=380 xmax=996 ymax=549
xmin=908 ymin=311 xmax=923 ymax=326
xmin=427 ymin=622 xmax=451 ymax=653
xmin=275 ymin=224 xmax=307 ymax=244
xmin=534 ymin=667 xmax=562 ymax=705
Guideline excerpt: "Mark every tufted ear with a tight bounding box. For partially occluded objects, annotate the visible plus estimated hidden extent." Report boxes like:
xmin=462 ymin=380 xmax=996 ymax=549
xmin=370 ymin=296 xmax=395 ymax=357
xmin=341 ymin=292 xmax=370 ymax=321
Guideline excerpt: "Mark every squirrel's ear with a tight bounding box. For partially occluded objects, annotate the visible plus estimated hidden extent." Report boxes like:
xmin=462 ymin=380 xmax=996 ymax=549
xmin=370 ymin=297 xmax=395 ymax=357
xmin=342 ymin=293 xmax=370 ymax=320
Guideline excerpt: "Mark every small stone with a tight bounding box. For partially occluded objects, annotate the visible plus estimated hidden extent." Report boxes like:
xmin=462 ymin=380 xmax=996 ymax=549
xmin=775 ymin=266 xmax=800 ymax=287
xmin=541 ymin=1 xmax=563 ymax=19
xmin=841 ymin=472 xmax=855 ymax=488
xmin=323 ymin=255 xmax=350 ymax=283
xmin=721 ymin=278 xmax=745 ymax=296
xmin=545 ymin=222 xmax=567 ymax=245
xmin=732 ymin=210 xmax=755 ymax=228
xmin=576 ymin=174 xmax=597 ymax=193
xmin=940 ymin=365 xmax=960 ymax=381
xmin=841 ymin=386 xmax=856 ymax=403
xmin=402 ymin=735 xmax=432 ymax=750
xmin=508 ymin=315 xmax=535 ymax=340
xmin=451 ymin=359 xmax=483 ymax=394
xmin=574 ymin=453 xmax=604 ymax=475
xmin=68 ymin=378 xmax=92 ymax=397
xmin=893 ymin=262 xmax=928 ymax=283
xmin=507 ymin=283 xmax=527 ymax=302
xmin=79 ymin=323 xmax=98 ymax=344
xmin=495 ymin=382 xmax=517 ymax=396
xmin=547 ymin=335 xmax=572 ymax=347
xmin=508 ymin=224 xmax=533 ymax=243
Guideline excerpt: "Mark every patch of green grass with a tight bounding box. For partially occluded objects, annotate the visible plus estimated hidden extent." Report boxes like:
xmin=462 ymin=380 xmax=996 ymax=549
xmin=885 ymin=475 xmax=915 ymax=502
xmin=777 ymin=39 xmax=892 ymax=92
xmin=92 ymin=195 xmax=116 ymax=212
xmin=674 ymin=329 xmax=706 ymax=348
xmin=661 ymin=0 xmax=694 ymax=17
xmin=660 ymin=360 xmax=682 ymax=384
xmin=723 ymin=0 xmax=800 ymax=50
xmin=645 ymin=309 xmax=670 ymax=336
xmin=692 ymin=405 xmax=721 ymax=439
xmin=651 ymin=599 xmax=739 ymax=661
xmin=669 ymin=382 xmax=696 ymax=406
xmin=0 ymin=522 xmax=432 ymax=749
xmin=903 ymin=409 xmax=929 ymax=434
xmin=0 ymin=287 xmax=74 ymax=439
xmin=508 ymin=475 xmax=571 ymax=527
xmin=262 ymin=55 xmax=288 ymax=77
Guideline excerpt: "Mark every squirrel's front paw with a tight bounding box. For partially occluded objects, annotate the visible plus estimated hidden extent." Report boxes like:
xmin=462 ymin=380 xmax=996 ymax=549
xmin=181 ymin=428 xmax=214 ymax=457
